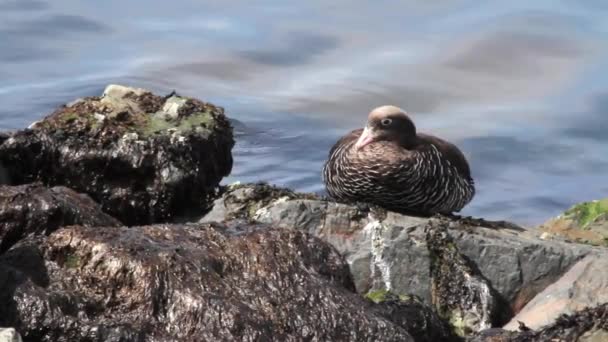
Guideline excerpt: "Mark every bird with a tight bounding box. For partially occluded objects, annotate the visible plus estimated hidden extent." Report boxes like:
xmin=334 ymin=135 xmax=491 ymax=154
xmin=322 ymin=105 xmax=475 ymax=216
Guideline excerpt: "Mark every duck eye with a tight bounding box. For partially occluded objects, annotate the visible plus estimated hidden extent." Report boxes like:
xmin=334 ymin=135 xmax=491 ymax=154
xmin=381 ymin=118 xmax=392 ymax=126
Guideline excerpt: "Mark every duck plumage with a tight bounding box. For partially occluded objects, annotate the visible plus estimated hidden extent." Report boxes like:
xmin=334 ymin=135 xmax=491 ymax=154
xmin=322 ymin=106 xmax=475 ymax=215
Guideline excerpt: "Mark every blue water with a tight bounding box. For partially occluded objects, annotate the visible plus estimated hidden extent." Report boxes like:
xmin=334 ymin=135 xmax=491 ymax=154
xmin=1 ymin=0 xmax=607 ymax=226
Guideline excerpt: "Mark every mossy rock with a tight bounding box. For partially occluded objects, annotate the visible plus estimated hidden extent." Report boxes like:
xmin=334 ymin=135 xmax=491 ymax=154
xmin=540 ymin=198 xmax=608 ymax=247
xmin=563 ymin=199 xmax=608 ymax=229
xmin=0 ymin=84 xmax=234 ymax=225
xmin=34 ymin=84 xmax=225 ymax=142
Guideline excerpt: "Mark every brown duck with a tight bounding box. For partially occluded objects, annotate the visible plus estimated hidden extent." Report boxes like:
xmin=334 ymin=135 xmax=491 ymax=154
xmin=322 ymin=105 xmax=475 ymax=215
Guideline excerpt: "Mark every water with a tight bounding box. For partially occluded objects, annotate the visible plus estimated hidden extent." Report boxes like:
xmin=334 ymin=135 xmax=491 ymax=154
xmin=1 ymin=0 xmax=607 ymax=227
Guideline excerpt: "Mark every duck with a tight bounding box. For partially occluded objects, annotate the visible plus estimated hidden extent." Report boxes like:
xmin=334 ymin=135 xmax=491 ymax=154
xmin=322 ymin=105 xmax=475 ymax=215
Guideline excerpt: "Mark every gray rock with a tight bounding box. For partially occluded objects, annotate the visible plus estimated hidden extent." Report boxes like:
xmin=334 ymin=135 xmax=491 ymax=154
xmin=504 ymin=253 xmax=608 ymax=331
xmin=0 ymin=85 xmax=234 ymax=225
xmin=0 ymin=328 xmax=21 ymax=342
xmin=202 ymin=183 xmax=595 ymax=321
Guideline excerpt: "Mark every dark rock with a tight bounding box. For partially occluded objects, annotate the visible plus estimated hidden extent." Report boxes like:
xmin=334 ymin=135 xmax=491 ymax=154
xmin=0 ymin=84 xmax=234 ymax=225
xmin=201 ymin=183 xmax=596 ymax=328
xmin=0 ymin=184 xmax=121 ymax=253
xmin=366 ymin=290 xmax=460 ymax=342
xmin=0 ymin=222 xmax=421 ymax=341
xmin=427 ymin=219 xmax=500 ymax=337
xmin=470 ymin=304 xmax=608 ymax=342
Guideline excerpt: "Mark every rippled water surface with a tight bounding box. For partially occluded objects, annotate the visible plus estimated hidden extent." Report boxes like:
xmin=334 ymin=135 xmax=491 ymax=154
xmin=1 ymin=0 xmax=608 ymax=226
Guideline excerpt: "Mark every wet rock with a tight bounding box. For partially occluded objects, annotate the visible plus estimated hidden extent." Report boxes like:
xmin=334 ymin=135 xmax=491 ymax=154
xmin=366 ymin=290 xmax=460 ymax=342
xmin=427 ymin=220 xmax=499 ymax=337
xmin=503 ymin=253 xmax=608 ymax=331
xmin=470 ymin=303 xmax=608 ymax=342
xmin=0 ymin=84 xmax=234 ymax=225
xmin=201 ymin=183 xmax=593 ymax=320
xmin=0 ymin=222 xmax=420 ymax=341
xmin=0 ymin=328 xmax=22 ymax=342
xmin=539 ymin=198 xmax=608 ymax=247
xmin=0 ymin=183 xmax=121 ymax=253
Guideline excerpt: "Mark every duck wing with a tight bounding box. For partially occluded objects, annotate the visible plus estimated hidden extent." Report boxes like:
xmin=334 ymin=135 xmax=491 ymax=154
xmin=415 ymin=133 xmax=472 ymax=180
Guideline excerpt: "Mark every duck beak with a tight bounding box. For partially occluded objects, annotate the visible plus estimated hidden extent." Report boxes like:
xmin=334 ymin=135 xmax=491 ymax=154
xmin=355 ymin=127 xmax=375 ymax=150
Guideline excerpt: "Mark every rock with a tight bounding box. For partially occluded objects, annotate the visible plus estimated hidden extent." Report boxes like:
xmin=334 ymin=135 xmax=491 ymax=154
xmin=427 ymin=220 xmax=499 ymax=337
xmin=0 ymin=184 xmax=121 ymax=253
xmin=201 ymin=183 xmax=595 ymax=324
xmin=503 ymin=253 xmax=608 ymax=331
xmin=365 ymin=290 xmax=459 ymax=342
xmin=539 ymin=198 xmax=608 ymax=247
xmin=0 ymin=84 xmax=234 ymax=225
xmin=0 ymin=328 xmax=22 ymax=342
xmin=0 ymin=222 xmax=427 ymax=341
xmin=470 ymin=303 xmax=608 ymax=342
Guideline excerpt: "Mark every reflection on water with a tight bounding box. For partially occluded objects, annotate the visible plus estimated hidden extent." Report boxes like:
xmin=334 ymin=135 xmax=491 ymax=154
xmin=1 ymin=0 xmax=607 ymax=226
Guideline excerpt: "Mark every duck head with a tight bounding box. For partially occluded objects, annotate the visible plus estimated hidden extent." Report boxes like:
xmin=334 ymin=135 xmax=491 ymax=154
xmin=355 ymin=105 xmax=417 ymax=150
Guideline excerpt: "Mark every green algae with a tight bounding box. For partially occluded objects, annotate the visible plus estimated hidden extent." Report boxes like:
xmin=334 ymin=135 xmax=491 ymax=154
xmin=364 ymin=289 xmax=412 ymax=304
xmin=59 ymin=112 xmax=80 ymax=123
xmin=65 ymin=254 xmax=80 ymax=268
xmin=564 ymin=198 xmax=608 ymax=229
xmin=36 ymin=89 xmax=221 ymax=140
xmin=447 ymin=310 xmax=469 ymax=337
xmin=365 ymin=289 xmax=390 ymax=303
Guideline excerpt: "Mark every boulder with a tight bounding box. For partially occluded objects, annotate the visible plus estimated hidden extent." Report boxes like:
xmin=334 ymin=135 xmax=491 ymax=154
xmin=0 ymin=85 xmax=234 ymax=225
xmin=539 ymin=198 xmax=608 ymax=247
xmin=0 ymin=221 xmax=458 ymax=341
xmin=201 ymin=183 xmax=596 ymax=330
xmin=471 ymin=303 xmax=608 ymax=342
xmin=0 ymin=183 xmax=121 ymax=253
xmin=503 ymin=253 xmax=608 ymax=331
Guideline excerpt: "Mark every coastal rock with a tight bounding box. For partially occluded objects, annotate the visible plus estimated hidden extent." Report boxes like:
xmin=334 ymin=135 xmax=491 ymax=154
xmin=0 ymin=328 xmax=22 ymax=342
xmin=367 ymin=290 xmax=459 ymax=342
xmin=0 ymin=222 xmax=428 ymax=341
xmin=0 ymin=183 xmax=121 ymax=253
xmin=539 ymin=198 xmax=608 ymax=246
xmin=202 ymin=183 xmax=595 ymax=325
xmin=0 ymin=84 xmax=234 ymax=225
xmin=471 ymin=303 xmax=608 ymax=342
xmin=427 ymin=220 xmax=499 ymax=336
xmin=503 ymin=253 xmax=608 ymax=331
